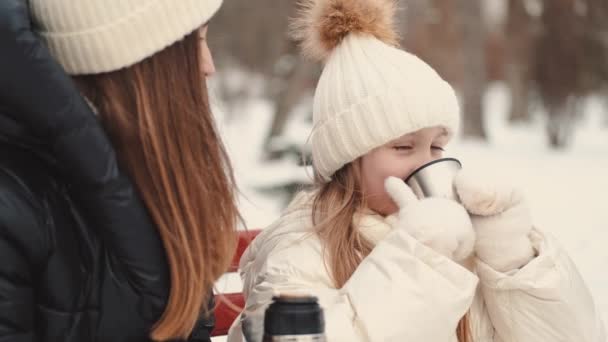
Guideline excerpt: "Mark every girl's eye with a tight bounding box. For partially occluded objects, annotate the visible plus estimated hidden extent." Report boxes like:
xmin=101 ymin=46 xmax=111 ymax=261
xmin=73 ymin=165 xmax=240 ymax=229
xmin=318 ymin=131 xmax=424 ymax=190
xmin=431 ymin=146 xmax=445 ymax=151
xmin=393 ymin=146 xmax=413 ymax=151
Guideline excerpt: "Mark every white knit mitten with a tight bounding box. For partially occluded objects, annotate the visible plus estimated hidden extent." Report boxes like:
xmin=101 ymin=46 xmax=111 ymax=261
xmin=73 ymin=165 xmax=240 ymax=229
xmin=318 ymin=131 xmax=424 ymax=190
xmin=454 ymin=169 xmax=536 ymax=272
xmin=385 ymin=177 xmax=475 ymax=261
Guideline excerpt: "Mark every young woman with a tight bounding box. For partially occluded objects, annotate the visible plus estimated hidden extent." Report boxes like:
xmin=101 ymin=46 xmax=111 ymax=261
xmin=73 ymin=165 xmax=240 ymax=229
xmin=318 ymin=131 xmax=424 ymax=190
xmin=0 ymin=0 xmax=238 ymax=341
xmin=227 ymin=0 xmax=606 ymax=341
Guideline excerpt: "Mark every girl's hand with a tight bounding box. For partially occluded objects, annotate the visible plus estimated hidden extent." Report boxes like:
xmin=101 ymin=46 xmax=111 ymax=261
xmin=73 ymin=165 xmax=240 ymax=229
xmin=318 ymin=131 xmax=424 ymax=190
xmin=454 ymin=169 xmax=536 ymax=272
xmin=385 ymin=177 xmax=475 ymax=261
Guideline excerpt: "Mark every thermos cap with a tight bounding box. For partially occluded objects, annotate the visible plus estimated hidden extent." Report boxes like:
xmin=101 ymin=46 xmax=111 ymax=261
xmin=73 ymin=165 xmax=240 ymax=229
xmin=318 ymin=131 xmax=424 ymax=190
xmin=272 ymin=295 xmax=318 ymax=304
xmin=264 ymin=294 xmax=325 ymax=337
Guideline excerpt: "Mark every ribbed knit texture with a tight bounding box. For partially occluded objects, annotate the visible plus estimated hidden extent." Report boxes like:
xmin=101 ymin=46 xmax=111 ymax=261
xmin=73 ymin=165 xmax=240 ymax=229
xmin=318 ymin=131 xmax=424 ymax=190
xmin=30 ymin=0 xmax=223 ymax=75
xmin=311 ymin=34 xmax=460 ymax=181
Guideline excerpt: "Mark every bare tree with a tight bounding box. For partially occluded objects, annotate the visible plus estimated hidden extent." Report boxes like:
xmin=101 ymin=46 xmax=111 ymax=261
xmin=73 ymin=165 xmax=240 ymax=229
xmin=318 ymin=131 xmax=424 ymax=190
xmin=456 ymin=0 xmax=487 ymax=139
xmin=403 ymin=1 xmax=463 ymax=86
xmin=535 ymin=0 xmax=601 ymax=147
xmin=209 ymin=0 xmax=320 ymax=150
xmin=209 ymin=0 xmax=293 ymax=74
xmin=585 ymin=0 xmax=608 ymax=106
xmin=267 ymin=46 xmax=318 ymax=140
xmin=505 ymin=0 xmax=537 ymax=123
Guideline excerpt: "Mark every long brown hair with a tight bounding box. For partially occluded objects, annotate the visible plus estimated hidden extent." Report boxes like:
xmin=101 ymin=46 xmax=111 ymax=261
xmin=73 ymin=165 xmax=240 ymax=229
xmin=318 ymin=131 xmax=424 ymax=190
xmin=75 ymin=29 xmax=238 ymax=340
xmin=311 ymin=160 xmax=470 ymax=341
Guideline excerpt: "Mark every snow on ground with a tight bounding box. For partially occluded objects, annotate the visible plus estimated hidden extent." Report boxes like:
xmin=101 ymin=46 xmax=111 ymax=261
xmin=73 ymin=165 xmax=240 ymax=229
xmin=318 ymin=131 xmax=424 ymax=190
xmin=211 ymin=82 xmax=608 ymax=339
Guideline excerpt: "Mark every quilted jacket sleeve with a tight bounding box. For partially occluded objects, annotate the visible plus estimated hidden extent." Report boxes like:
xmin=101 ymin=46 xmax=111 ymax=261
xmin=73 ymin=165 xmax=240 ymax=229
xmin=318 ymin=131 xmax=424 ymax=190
xmin=476 ymin=228 xmax=606 ymax=342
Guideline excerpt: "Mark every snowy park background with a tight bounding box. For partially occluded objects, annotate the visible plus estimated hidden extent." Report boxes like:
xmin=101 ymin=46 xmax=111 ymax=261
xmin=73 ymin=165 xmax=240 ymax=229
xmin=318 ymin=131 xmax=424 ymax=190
xmin=207 ymin=0 xmax=608 ymax=338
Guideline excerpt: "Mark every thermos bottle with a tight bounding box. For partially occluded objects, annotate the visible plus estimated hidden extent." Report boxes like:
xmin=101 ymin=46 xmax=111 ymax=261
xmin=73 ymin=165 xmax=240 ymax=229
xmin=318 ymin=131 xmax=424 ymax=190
xmin=262 ymin=294 xmax=325 ymax=341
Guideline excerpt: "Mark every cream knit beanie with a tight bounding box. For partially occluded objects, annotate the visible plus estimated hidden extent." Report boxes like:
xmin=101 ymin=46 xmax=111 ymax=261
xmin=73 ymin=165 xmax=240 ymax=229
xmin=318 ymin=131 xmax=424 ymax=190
xmin=29 ymin=0 xmax=223 ymax=75
xmin=292 ymin=0 xmax=461 ymax=181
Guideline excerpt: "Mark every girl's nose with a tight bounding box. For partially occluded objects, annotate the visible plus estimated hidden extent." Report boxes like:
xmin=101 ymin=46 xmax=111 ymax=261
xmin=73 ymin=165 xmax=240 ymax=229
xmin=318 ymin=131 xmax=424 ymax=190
xmin=407 ymin=150 xmax=437 ymax=178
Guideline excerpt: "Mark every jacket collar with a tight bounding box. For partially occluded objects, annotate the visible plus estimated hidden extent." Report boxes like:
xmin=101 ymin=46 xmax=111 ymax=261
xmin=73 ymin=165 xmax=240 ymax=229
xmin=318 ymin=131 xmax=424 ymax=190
xmin=353 ymin=209 xmax=396 ymax=245
xmin=276 ymin=189 xmax=398 ymax=246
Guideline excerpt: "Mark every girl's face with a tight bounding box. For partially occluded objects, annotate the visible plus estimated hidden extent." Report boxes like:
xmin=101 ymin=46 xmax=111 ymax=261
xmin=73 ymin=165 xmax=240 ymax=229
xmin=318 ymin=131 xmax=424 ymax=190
xmin=361 ymin=126 xmax=449 ymax=216
xmin=199 ymin=25 xmax=216 ymax=77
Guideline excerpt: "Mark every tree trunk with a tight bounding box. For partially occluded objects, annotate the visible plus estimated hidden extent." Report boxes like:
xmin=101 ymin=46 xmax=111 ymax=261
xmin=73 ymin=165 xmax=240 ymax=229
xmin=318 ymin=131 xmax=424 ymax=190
xmin=546 ymin=96 xmax=579 ymax=148
xmin=268 ymin=57 xmax=317 ymax=140
xmin=506 ymin=63 xmax=531 ymax=123
xmin=506 ymin=0 xmax=534 ymax=123
xmin=457 ymin=0 xmax=487 ymax=139
xmin=535 ymin=0 xmax=587 ymax=147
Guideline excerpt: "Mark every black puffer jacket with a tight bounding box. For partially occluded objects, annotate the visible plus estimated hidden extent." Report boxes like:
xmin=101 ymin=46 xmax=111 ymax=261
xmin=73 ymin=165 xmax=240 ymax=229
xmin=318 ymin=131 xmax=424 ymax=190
xmin=0 ymin=2 xmax=213 ymax=341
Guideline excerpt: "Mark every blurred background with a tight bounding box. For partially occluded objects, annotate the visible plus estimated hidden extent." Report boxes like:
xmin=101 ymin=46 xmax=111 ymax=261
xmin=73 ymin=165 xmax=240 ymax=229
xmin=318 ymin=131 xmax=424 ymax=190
xmin=206 ymin=0 xmax=608 ymax=331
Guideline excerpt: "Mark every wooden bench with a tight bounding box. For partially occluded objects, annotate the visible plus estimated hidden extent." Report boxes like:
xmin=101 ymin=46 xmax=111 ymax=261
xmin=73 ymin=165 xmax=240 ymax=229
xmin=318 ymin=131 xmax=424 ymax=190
xmin=211 ymin=229 xmax=262 ymax=336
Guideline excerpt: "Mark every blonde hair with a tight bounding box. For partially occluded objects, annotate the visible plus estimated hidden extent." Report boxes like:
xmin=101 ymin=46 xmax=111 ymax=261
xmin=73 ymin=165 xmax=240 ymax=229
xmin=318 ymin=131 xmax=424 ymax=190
xmin=311 ymin=160 xmax=470 ymax=341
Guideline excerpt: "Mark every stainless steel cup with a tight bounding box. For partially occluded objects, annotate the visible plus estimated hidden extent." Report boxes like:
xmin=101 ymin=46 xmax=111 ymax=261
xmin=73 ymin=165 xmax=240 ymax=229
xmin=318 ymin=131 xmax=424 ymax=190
xmin=404 ymin=157 xmax=462 ymax=201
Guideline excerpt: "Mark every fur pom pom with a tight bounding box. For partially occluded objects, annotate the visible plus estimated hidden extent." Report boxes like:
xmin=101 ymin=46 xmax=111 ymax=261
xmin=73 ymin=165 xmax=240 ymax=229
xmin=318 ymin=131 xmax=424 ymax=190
xmin=290 ymin=0 xmax=400 ymax=62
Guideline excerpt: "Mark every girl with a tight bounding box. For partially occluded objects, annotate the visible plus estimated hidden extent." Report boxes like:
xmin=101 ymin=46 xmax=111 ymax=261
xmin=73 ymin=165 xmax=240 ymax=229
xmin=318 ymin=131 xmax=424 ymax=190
xmin=227 ymin=0 xmax=606 ymax=340
xmin=0 ymin=0 xmax=238 ymax=341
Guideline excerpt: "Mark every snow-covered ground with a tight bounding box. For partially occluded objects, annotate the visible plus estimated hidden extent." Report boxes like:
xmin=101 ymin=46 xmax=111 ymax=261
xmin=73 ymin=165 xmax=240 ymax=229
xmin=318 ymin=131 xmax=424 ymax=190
xmin=211 ymin=82 xmax=608 ymax=339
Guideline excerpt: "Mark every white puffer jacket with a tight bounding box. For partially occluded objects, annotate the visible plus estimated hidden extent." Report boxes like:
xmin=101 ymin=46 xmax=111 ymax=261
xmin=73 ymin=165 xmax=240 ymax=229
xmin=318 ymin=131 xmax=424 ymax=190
xmin=227 ymin=192 xmax=606 ymax=342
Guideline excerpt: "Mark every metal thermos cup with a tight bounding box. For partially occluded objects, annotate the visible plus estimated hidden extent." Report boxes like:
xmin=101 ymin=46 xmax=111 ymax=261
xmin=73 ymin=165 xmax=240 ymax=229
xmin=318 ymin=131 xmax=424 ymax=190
xmin=404 ymin=157 xmax=462 ymax=201
xmin=262 ymin=295 xmax=325 ymax=342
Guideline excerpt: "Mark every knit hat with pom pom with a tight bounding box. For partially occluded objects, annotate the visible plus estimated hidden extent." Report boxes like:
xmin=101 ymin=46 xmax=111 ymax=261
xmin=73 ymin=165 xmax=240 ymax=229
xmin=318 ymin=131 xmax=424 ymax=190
xmin=292 ymin=0 xmax=461 ymax=181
